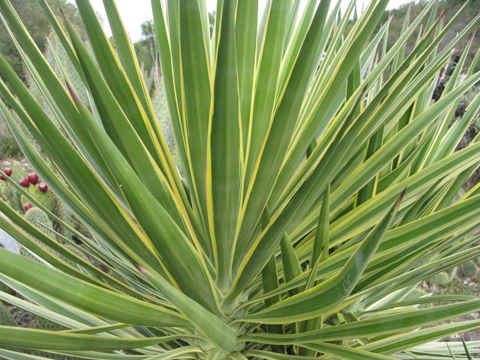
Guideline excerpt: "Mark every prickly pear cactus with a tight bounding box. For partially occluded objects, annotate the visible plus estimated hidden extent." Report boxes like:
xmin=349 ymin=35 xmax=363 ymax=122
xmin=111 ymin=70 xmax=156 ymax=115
xmin=24 ymin=55 xmax=43 ymax=108
xmin=0 ymin=180 xmax=13 ymax=203
xmin=30 ymin=317 xmax=69 ymax=360
xmin=43 ymin=32 xmax=91 ymax=113
xmin=0 ymin=281 xmax=11 ymax=294
xmin=461 ymin=260 xmax=478 ymax=278
xmin=56 ymin=202 xmax=77 ymax=241
xmin=29 ymin=351 xmax=65 ymax=360
xmin=25 ymin=207 xmax=56 ymax=239
xmin=151 ymin=76 xmax=183 ymax=177
xmin=21 ymin=184 xmax=56 ymax=213
xmin=20 ymin=32 xmax=98 ymax=156
xmin=19 ymin=246 xmax=41 ymax=264
xmin=56 ymin=202 xmax=70 ymax=241
xmin=61 ymin=243 xmax=91 ymax=267
xmin=9 ymin=109 xmax=41 ymax=153
xmin=56 ymin=202 xmax=91 ymax=251
xmin=404 ymin=288 xmax=430 ymax=309
xmin=141 ymin=62 xmax=157 ymax=94
xmin=31 ymin=316 xmax=67 ymax=332
xmin=0 ymin=301 xmax=17 ymax=326
xmin=430 ymin=272 xmax=451 ymax=285
xmin=0 ymin=164 xmax=29 ymax=210
xmin=404 ymin=288 xmax=427 ymax=300
xmin=7 ymin=163 xmax=28 ymax=183
xmin=107 ymin=272 xmax=142 ymax=300
xmin=152 ymin=77 xmax=175 ymax=150
xmin=22 ymin=210 xmax=88 ymax=270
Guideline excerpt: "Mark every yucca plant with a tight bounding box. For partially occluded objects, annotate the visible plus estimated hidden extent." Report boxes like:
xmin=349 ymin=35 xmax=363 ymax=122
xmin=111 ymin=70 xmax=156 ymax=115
xmin=1 ymin=0 xmax=480 ymax=358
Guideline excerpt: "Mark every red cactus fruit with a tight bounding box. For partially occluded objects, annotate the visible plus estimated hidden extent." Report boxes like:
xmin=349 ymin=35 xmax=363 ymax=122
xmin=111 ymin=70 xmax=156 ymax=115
xmin=28 ymin=173 xmax=39 ymax=185
xmin=4 ymin=168 xmax=12 ymax=176
xmin=0 ymin=175 xmax=5 ymax=181
xmin=24 ymin=203 xmax=33 ymax=211
xmin=39 ymin=182 xmax=48 ymax=193
xmin=19 ymin=178 xmax=30 ymax=187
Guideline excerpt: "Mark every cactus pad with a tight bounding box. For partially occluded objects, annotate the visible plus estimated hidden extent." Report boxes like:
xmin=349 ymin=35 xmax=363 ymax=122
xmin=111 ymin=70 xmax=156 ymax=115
xmin=60 ymin=243 xmax=91 ymax=269
xmin=25 ymin=207 xmax=56 ymax=240
xmin=22 ymin=185 xmax=56 ymax=213
xmin=31 ymin=316 xmax=67 ymax=331
xmin=19 ymin=247 xmax=42 ymax=264
xmin=0 ymin=280 xmax=11 ymax=295
xmin=430 ymin=272 xmax=450 ymax=285
xmin=27 ymin=318 xmax=67 ymax=358
xmin=404 ymin=288 xmax=427 ymax=300
xmin=0 ymin=302 xmax=17 ymax=326
xmin=151 ymin=77 xmax=184 ymax=178
xmin=0 ymin=180 xmax=12 ymax=202
xmin=461 ymin=261 xmax=478 ymax=278
xmin=404 ymin=288 xmax=430 ymax=309
xmin=7 ymin=163 xmax=28 ymax=183
xmin=57 ymin=202 xmax=74 ymax=241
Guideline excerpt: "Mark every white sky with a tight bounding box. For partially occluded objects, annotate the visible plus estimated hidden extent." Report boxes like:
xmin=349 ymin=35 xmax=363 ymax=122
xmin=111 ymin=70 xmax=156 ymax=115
xmin=67 ymin=0 xmax=414 ymax=43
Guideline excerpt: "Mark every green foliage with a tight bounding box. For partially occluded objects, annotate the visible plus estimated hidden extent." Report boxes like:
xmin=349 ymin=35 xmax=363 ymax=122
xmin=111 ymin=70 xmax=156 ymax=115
xmin=0 ymin=0 xmax=480 ymax=358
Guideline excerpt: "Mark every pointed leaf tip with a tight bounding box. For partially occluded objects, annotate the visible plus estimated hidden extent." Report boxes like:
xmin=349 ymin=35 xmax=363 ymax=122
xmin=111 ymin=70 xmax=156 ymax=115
xmin=65 ymin=82 xmax=80 ymax=103
xmin=398 ymin=188 xmax=407 ymax=204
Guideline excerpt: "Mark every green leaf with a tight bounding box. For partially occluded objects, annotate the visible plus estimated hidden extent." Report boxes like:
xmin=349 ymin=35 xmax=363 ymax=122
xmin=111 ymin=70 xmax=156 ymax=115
xmin=143 ymin=346 xmax=203 ymax=360
xmin=73 ymin=0 xmax=169 ymax=175
xmin=178 ymin=0 xmax=212 ymax=229
xmin=243 ymin=299 xmax=480 ymax=345
xmin=310 ymin=183 xmax=330 ymax=277
xmin=239 ymin=191 xmax=403 ymax=323
xmin=0 ymin=326 xmax=197 ymax=351
xmin=66 ymin=82 xmax=219 ymax=314
xmin=0 ymin=248 xmax=189 ymax=327
xmin=280 ymin=233 xmax=303 ymax=296
xmin=234 ymin=0 xmax=332 ymax=277
xmin=236 ymin=0 xmax=257 ymax=154
xmin=303 ymin=342 xmax=397 ymax=359
xmin=137 ymin=266 xmax=237 ymax=353
xmin=243 ymin=0 xmax=288 ymax=190
xmin=361 ymin=319 xmax=480 ymax=355
xmin=207 ymin=0 xmax=243 ymax=292
xmin=61 ymin=11 xmax=190 ymax=233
